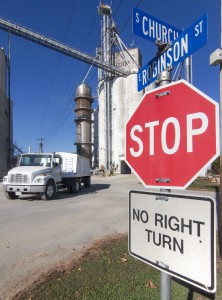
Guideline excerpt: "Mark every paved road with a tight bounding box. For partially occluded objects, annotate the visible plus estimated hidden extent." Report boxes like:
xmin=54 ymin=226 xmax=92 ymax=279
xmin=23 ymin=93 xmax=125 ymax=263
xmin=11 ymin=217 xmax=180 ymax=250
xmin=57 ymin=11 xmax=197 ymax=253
xmin=0 ymin=174 xmax=217 ymax=299
xmin=0 ymin=174 xmax=144 ymax=299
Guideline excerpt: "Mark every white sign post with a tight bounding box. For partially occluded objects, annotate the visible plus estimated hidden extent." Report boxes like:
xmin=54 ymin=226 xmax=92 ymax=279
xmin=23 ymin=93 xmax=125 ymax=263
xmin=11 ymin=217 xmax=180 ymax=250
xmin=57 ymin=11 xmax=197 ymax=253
xmin=129 ymin=191 xmax=217 ymax=293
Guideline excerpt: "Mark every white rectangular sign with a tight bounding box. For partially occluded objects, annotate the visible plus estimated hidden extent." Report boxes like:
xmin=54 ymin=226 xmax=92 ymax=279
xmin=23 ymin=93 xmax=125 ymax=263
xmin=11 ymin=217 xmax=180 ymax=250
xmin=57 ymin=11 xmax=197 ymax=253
xmin=129 ymin=191 xmax=216 ymax=293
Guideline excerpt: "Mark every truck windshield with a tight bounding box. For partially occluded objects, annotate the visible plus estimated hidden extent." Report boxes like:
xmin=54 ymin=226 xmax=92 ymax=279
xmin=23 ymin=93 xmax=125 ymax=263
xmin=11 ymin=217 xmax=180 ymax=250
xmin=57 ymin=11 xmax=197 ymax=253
xmin=19 ymin=155 xmax=52 ymax=167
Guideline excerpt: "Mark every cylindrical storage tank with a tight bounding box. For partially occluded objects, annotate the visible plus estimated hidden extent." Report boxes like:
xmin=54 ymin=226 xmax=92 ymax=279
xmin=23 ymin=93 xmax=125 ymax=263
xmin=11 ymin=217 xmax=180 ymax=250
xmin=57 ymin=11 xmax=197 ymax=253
xmin=97 ymin=80 xmax=106 ymax=169
xmin=74 ymin=83 xmax=94 ymax=160
xmin=112 ymin=76 xmax=125 ymax=172
xmin=111 ymin=73 xmax=143 ymax=174
xmin=125 ymin=74 xmax=144 ymax=121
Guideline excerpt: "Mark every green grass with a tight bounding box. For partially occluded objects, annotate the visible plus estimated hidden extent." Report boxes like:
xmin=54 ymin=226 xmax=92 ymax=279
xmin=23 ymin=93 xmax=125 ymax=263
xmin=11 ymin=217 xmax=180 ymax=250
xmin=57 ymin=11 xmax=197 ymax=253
xmin=15 ymin=234 xmax=221 ymax=300
xmin=188 ymin=177 xmax=219 ymax=192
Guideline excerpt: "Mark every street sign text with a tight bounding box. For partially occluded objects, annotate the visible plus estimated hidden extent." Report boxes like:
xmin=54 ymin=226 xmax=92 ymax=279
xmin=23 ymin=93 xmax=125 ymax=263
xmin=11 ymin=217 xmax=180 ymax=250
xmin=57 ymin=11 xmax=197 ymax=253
xmin=125 ymin=80 xmax=219 ymax=189
xmin=129 ymin=191 xmax=216 ymax=293
xmin=137 ymin=14 xmax=208 ymax=91
xmin=133 ymin=8 xmax=182 ymax=43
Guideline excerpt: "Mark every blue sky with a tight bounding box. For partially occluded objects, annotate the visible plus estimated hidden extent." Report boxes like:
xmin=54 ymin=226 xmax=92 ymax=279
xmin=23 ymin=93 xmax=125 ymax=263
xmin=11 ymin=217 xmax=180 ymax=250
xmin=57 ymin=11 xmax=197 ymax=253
xmin=0 ymin=0 xmax=220 ymax=153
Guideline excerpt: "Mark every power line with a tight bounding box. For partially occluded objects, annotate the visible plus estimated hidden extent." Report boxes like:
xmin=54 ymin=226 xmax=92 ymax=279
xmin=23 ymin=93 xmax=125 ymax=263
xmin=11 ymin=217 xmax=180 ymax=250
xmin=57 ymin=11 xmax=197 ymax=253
xmin=119 ymin=0 xmax=143 ymax=34
xmin=38 ymin=0 xmax=77 ymax=137
xmin=43 ymin=0 xmax=102 ymax=148
xmin=43 ymin=0 xmax=143 ymax=150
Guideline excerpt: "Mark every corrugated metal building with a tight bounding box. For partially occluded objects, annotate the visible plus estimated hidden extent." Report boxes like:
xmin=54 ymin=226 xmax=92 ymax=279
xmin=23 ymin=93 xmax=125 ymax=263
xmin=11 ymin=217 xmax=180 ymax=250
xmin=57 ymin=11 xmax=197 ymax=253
xmin=0 ymin=47 xmax=13 ymax=177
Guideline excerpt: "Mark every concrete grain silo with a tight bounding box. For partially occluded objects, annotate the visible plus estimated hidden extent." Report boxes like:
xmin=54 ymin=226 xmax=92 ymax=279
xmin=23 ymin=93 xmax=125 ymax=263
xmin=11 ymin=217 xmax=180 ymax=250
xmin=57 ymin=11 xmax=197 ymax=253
xmin=97 ymin=48 xmax=143 ymax=173
xmin=111 ymin=73 xmax=144 ymax=173
xmin=0 ymin=47 xmax=12 ymax=177
xmin=74 ymin=83 xmax=93 ymax=161
xmin=91 ymin=107 xmax=99 ymax=168
xmin=111 ymin=77 xmax=126 ymax=171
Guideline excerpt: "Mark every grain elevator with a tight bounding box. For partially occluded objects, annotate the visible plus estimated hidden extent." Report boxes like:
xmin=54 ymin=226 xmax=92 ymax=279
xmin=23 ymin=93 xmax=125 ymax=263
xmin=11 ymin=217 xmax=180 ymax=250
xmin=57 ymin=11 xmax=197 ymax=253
xmin=97 ymin=48 xmax=143 ymax=173
xmin=95 ymin=4 xmax=144 ymax=173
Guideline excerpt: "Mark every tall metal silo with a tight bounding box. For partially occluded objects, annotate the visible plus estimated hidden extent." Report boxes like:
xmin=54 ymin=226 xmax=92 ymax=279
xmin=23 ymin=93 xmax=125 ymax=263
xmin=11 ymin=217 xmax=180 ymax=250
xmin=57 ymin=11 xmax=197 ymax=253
xmin=74 ymin=83 xmax=94 ymax=161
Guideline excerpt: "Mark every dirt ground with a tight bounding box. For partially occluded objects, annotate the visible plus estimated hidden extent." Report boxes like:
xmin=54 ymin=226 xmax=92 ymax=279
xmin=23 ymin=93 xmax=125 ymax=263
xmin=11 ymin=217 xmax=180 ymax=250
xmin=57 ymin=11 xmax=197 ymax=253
xmin=13 ymin=233 xmax=127 ymax=299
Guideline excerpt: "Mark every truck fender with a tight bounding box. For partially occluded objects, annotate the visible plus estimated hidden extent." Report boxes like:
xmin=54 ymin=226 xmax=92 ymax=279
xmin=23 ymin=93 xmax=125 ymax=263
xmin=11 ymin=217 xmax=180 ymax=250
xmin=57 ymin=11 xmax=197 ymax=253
xmin=44 ymin=176 xmax=56 ymax=190
xmin=33 ymin=174 xmax=55 ymax=186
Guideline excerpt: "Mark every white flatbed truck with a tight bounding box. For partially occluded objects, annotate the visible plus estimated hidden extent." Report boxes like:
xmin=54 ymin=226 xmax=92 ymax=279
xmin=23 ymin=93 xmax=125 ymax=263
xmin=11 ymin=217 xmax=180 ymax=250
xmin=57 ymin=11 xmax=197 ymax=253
xmin=2 ymin=152 xmax=91 ymax=200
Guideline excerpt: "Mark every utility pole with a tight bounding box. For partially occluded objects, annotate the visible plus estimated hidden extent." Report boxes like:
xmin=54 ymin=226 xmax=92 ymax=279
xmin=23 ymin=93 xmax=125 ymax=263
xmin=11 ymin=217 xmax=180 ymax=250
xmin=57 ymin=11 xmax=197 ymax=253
xmin=37 ymin=138 xmax=45 ymax=153
xmin=209 ymin=0 xmax=222 ymax=259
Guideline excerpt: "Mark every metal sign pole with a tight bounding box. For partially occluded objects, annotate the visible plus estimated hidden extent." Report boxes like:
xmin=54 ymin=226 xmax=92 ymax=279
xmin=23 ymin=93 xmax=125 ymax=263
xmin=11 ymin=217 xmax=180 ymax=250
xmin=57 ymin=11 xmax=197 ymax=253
xmin=158 ymin=68 xmax=172 ymax=300
xmin=161 ymin=272 xmax=171 ymax=300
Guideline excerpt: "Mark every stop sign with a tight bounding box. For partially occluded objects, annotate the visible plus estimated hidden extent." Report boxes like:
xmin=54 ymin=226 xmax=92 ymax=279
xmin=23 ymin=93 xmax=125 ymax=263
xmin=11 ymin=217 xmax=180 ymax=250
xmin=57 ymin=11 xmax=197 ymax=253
xmin=125 ymin=80 xmax=219 ymax=189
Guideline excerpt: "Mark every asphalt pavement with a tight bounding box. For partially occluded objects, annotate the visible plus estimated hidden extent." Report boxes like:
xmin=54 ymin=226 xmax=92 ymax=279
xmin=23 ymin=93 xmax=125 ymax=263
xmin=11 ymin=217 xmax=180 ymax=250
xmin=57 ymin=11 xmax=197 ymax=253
xmin=0 ymin=174 xmax=217 ymax=299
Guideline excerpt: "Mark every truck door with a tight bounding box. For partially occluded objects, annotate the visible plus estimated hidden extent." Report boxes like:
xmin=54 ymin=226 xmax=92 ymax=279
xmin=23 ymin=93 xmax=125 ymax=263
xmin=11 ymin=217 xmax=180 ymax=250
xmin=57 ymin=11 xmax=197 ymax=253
xmin=52 ymin=156 xmax=62 ymax=182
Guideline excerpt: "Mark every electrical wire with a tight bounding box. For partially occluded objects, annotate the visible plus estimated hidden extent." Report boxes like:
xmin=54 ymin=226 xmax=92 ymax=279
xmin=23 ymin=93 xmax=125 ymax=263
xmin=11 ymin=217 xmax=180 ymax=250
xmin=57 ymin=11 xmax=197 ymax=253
xmin=119 ymin=0 xmax=143 ymax=34
xmin=44 ymin=0 xmax=99 ymax=148
xmin=44 ymin=0 xmax=144 ymax=149
xmin=40 ymin=0 xmax=78 ymax=147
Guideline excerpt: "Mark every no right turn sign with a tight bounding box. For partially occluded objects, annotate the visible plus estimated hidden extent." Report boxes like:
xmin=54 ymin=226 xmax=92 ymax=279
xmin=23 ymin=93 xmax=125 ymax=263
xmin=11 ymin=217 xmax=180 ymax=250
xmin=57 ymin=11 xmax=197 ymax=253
xmin=129 ymin=190 xmax=217 ymax=293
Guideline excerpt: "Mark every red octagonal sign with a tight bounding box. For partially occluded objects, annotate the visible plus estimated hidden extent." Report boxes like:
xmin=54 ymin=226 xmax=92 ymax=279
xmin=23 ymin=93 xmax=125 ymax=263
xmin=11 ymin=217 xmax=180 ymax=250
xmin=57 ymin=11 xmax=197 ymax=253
xmin=126 ymin=80 xmax=220 ymax=189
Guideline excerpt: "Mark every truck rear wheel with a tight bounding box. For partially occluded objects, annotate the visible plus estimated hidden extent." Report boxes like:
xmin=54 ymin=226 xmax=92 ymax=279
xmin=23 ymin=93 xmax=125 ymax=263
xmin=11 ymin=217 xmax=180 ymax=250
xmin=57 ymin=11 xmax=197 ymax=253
xmin=84 ymin=176 xmax=91 ymax=188
xmin=75 ymin=180 xmax=80 ymax=192
xmin=5 ymin=191 xmax=19 ymax=200
xmin=67 ymin=179 xmax=80 ymax=193
xmin=41 ymin=180 xmax=56 ymax=200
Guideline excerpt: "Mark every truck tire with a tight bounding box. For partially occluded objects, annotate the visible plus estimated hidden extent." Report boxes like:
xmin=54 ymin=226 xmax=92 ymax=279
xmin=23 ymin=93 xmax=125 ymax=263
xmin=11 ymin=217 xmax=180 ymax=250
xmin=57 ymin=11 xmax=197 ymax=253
xmin=5 ymin=191 xmax=19 ymax=200
xmin=84 ymin=176 xmax=91 ymax=188
xmin=67 ymin=179 xmax=80 ymax=193
xmin=75 ymin=180 xmax=80 ymax=192
xmin=41 ymin=180 xmax=56 ymax=200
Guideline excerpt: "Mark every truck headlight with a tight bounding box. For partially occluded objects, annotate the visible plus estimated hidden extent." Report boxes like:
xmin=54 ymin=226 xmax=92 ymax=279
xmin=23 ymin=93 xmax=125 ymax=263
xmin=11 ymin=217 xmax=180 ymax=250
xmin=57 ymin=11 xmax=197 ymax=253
xmin=33 ymin=173 xmax=47 ymax=184
xmin=34 ymin=177 xmax=44 ymax=183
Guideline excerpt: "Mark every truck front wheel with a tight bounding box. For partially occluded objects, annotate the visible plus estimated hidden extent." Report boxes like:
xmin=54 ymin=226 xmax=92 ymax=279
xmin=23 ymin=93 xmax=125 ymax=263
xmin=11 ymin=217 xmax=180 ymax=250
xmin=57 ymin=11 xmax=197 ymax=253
xmin=41 ymin=180 xmax=56 ymax=200
xmin=5 ymin=191 xmax=19 ymax=200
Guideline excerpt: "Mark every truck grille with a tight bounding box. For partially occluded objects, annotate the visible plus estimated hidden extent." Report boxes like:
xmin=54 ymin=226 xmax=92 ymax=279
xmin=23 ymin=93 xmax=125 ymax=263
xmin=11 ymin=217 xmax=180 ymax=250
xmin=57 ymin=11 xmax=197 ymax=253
xmin=8 ymin=173 xmax=30 ymax=184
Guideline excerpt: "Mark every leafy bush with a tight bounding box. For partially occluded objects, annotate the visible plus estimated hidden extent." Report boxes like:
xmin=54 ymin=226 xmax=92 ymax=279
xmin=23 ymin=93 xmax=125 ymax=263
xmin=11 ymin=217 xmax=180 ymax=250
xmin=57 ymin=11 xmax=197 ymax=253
xmin=211 ymin=156 xmax=220 ymax=175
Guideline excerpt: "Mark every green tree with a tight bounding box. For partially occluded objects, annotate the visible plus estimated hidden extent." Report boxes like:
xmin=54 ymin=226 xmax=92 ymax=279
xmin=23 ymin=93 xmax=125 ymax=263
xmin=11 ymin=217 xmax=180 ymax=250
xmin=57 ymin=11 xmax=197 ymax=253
xmin=211 ymin=156 xmax=220 ymax=174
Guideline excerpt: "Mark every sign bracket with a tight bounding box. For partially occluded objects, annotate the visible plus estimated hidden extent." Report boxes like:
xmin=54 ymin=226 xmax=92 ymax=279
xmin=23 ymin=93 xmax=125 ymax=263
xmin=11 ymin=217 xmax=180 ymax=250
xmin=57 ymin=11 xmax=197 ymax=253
xmin=156 ymin=261 xmax=169 ymax=269
xmin=156 ymin=178 xmax=171 ymax=183
xmin=155 ymin=91 xmax=170 ymax=98
xmin=155 ymin=196 xmax=169 ymax=201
